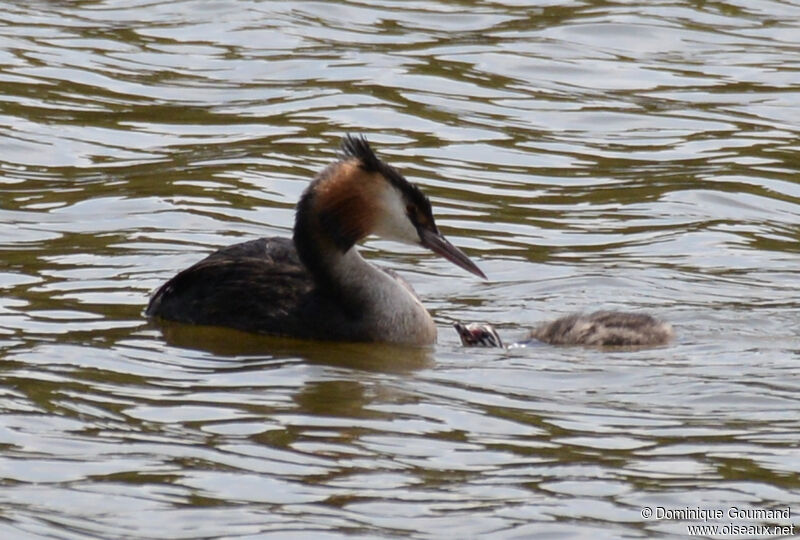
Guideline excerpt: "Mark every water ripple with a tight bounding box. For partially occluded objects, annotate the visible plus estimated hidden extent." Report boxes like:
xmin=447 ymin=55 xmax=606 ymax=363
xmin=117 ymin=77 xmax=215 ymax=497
xmin=2 ymin=0 xmax=800 ymax=538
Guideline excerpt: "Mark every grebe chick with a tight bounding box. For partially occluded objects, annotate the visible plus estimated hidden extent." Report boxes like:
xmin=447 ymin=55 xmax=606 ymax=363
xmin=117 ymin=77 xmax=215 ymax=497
xmin=454 ymin=322 xmax=504 ymax=347
xmin=456 ymin=311 xmax=673 ymax=348
xmin=146 ymin=135 xmax=486 ymax=345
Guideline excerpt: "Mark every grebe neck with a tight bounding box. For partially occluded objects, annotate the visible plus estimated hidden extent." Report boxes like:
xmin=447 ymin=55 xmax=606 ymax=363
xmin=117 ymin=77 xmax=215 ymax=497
xmin=293 ymin=182 xmax=358 ymax=302
xmin=293 ymin=185 xmax=436 ymax=344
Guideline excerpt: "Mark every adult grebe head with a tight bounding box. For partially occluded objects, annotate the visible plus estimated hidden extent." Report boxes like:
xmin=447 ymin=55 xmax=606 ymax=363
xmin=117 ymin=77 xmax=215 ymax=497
xmin=294 ymin=135 xmax=486 ymax=279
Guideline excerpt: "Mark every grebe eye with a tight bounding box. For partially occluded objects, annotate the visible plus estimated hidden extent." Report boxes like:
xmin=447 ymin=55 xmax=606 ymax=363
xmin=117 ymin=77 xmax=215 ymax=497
xmin=406 ymin=204 xmax=418 ymax=224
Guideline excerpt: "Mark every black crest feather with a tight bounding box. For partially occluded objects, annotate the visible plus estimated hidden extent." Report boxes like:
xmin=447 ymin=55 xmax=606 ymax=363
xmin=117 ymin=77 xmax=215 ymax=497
xmin=340 ymin=134 xmax=381 ymax=172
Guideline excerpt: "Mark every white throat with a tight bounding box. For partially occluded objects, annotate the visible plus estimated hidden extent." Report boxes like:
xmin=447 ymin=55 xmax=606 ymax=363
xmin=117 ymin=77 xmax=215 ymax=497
xmin=371 ymin=183 xmax=420 ymax=245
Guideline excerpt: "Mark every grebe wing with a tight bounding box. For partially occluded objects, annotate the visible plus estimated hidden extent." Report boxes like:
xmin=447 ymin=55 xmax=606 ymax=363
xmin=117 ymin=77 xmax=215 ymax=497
xmin=204 ymin=237 xmax=301 ymax=264
xmin=146 ymin=238 xmax=314 ymax=335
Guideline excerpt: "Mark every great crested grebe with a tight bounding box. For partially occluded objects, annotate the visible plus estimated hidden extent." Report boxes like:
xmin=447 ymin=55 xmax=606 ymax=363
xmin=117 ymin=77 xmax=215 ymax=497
xmin=146 ymin=135 xmax=486 ymax=345
xmin=455 ymin=311 xmax=674 ymax=348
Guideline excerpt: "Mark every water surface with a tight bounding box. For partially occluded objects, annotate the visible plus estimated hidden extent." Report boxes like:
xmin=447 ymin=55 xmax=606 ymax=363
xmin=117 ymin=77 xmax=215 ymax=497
xmin=2 ymin=1 xmax=800 ymax=538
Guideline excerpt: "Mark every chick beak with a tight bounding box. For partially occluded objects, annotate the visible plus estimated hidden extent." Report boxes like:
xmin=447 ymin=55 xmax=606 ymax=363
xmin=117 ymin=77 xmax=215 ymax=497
xmin=418 ymin=228 xmax=486 ymax=279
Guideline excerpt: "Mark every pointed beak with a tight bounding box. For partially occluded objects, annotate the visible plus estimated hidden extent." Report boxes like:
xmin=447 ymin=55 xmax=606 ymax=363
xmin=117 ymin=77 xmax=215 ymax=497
xmin=419 ymin=228 xmax=486 ymax=279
